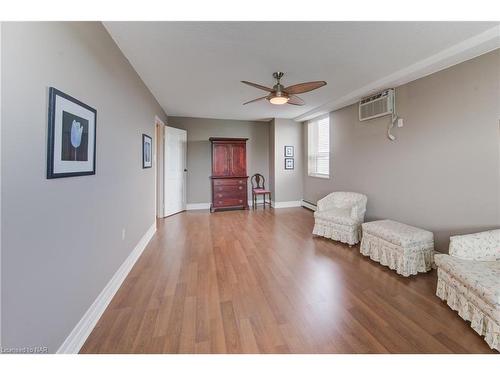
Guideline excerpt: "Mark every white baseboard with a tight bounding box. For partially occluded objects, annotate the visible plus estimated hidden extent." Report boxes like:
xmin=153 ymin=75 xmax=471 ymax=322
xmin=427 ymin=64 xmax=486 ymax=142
xmin=186 ymin=202 xmax=210 ymax=210
xmin=301 ymin=200 xmax=317 ymax=211
xmin=271 ymin=200 xmax=302 ymax=209
xmin=187 ymin=200 xmax=255 ymax=210
xmin=187 ymin=200 xmax=305 ymax=210
xmin=56 ymin=222 xmax=157 ymax=354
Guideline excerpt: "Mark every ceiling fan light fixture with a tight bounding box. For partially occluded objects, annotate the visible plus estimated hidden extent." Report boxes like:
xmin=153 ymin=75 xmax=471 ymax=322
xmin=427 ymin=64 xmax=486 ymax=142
xmin=269 ymin=95 xmax=289 ymax=105
xmin=241 ymin=72 xmax=326 ymax=106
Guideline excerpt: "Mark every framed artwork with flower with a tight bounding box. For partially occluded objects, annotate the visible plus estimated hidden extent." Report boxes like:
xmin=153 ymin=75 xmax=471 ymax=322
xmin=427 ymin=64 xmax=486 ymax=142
xmin=142 ymin=134 xmax=152 ymax=168
xmin=46 ymin=87 xmax=97 ymax=179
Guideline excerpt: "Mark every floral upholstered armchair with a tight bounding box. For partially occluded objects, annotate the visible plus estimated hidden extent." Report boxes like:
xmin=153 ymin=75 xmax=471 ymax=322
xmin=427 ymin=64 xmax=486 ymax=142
xmin=434 ymin=229 xmax=500 ymax=351
xmin=312 ymin=192 xmax=368 ymax=246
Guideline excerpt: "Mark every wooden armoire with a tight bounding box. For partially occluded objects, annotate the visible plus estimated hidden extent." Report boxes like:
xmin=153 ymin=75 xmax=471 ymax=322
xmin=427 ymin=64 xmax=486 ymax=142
xmin=209 ymin=137 xmax=248 ymax=212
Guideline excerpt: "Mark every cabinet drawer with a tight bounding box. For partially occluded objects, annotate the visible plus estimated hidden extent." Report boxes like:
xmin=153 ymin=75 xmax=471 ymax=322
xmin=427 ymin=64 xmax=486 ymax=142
xmin=213 ymin=178 xmax=246 ymax=186
xmin=214 ymin=198 xmax=245 ymax=207
xmin=214 ymin=190 xmax=245 ymax=200
xmin=213 ymin=184 xmax=245 ymax=194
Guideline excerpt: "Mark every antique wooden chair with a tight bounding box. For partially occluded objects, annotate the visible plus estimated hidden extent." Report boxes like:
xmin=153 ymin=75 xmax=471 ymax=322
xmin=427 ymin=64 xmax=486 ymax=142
xmin=250 ymin=173 xmax=271 ymax=209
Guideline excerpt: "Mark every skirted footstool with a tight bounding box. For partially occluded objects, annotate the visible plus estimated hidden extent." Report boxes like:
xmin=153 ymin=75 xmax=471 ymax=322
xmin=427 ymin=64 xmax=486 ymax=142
xmin=360 ymin=219 xmax=434 ymax=277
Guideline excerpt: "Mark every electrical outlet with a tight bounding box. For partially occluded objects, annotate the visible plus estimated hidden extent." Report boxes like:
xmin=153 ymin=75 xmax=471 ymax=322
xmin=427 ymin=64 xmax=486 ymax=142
xmin=121 ymin=228 xmax=126 ymax=240
xmin=397 ymin=118 xmax=404 ymax=128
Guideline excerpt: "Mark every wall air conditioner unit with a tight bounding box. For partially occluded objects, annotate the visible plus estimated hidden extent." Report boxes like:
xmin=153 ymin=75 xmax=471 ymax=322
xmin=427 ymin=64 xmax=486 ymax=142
xmin=359 ymin=88 xmax=395 ymax=121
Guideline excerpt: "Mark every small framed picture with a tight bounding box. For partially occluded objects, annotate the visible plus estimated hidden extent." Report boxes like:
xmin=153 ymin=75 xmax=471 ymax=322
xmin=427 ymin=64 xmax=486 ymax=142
xmin=285 ymin=158 xmax=294 ymax=170
xmin=284 ymin=145 xmax=294 ymax=157
xmin=47 ymin=87 xmax=97 ymax=179
xmin=142 ymin=134 xmax=152 ymax=168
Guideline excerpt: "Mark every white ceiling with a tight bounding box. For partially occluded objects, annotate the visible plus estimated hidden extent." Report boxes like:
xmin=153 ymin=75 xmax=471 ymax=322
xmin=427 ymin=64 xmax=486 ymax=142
xmin=104 ymin=22 xmax=499 ymax=121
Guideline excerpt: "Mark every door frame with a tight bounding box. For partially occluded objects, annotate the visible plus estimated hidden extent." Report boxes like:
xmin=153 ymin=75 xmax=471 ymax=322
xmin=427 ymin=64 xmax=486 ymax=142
xmin=155 ymin=116 xmax=165 ymax=218
xmin=0 ymin=22 xmax=3 ymax=347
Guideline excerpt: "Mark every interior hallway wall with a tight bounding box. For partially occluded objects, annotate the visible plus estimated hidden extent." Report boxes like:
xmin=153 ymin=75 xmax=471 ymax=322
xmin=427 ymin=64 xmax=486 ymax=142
xmin=302 ymin=50 xmax=500 ymax=251
xmin=269 ymin=119 xmax=276 ymax=199
xmin=168 ymin=116 xmax=270 ymax=205
xmin=271 ymin=118 xmax=303 ymax=204
xmin=1 ymin=22 xmax=167 ymax=352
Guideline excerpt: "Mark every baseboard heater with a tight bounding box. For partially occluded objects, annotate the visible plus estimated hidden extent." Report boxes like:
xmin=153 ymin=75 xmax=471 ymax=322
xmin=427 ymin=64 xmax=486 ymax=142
xmin=301 ymin=200 xmax=317 ymax=211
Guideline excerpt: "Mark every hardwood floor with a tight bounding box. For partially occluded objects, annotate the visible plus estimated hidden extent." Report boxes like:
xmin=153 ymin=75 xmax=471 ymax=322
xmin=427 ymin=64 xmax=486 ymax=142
xmin=80 ymin=208 xmax=494 ymax=353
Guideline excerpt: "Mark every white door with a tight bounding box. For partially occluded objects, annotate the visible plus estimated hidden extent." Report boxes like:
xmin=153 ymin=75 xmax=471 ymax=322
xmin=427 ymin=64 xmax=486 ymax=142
xmin=164 ymin=126 xmax=187 ymax=216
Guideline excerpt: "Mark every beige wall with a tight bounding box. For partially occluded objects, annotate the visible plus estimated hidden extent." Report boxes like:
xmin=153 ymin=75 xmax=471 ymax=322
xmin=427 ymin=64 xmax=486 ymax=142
xmin=303 ymin=50 xmax=500 ymax=251
xmin=168 ymin=116 xmax=270 ymax=204
xmin=1 ymin=22 xmax=167 ymax=352
xmin=271 ymin=118 xmax=303 ymax=203
xmin=269 ymin=119 xmax=276 ymax=198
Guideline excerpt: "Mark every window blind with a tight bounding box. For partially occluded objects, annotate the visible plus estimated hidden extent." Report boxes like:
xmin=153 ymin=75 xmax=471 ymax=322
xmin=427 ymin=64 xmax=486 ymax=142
xmin=308 ymin=115 xmax=330 ymax=177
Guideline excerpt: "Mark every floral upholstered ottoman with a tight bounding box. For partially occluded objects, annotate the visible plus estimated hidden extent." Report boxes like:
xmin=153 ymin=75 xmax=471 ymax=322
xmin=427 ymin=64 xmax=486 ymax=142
xmin=360 ymin=220 xmax=434 ymax=277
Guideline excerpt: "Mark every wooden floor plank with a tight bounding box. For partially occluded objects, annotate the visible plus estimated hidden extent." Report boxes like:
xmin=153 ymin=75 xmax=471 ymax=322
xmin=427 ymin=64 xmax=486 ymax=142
xmin=80 ymin=208 xmax=495 ymax=353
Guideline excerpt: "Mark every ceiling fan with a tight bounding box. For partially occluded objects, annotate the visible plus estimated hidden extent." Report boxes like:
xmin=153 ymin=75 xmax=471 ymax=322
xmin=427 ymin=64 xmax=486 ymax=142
xmin=241 ymin=72 xmax=326 ymax=106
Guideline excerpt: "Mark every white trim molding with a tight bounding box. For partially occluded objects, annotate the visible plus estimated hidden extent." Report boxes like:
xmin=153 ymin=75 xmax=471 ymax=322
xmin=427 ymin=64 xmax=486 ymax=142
xmin=188 ymin=201 xmax=304 ymax=209
xmin=0 ymin=21 xmax=3 ymax=348
xmin=295 ymin=26 xmax=500 ymax=122
xmin=301 ymin=200 xmax=317 ymax=211
xmin=154 ymin=115 xmax=165 ymax=127
xmin=271 ymin=200 xmax=302 ymax=209
xmin=187 ymin=200 xmax=256 ymax=210
xmin=155 ymin=116 xmax=166 ymax=219
xmin=186 ymin=202 xmax=210 ymax=210
xmin=57 ymin=222 xmax=157 ymax=354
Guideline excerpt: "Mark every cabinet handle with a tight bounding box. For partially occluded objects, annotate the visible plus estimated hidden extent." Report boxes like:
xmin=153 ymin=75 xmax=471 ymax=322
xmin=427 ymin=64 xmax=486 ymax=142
xmin=218 ymin=194 xmax=223 ymax=198
xmin=239 ymin=200 xmax=243 ymax=203
xmin=238 ymin=186 xmax=242 ymax=190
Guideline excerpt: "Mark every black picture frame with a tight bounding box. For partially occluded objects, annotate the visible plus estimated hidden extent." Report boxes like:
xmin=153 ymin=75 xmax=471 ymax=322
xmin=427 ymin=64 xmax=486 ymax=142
xmin=47 ymin=87 xmax=97 ymax=179
xmin=284 ymin=145 xmax=294 ymax=157
xmin=285 ymin=158 xmax=294 ymax=170
xmin=142 ymin=134 xmax=153 ymax=169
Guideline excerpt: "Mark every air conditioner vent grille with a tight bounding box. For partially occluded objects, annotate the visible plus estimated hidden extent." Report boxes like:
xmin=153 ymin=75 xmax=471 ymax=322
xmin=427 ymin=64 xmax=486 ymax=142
xmin=359 ymin=89 xmax=394 ymax=121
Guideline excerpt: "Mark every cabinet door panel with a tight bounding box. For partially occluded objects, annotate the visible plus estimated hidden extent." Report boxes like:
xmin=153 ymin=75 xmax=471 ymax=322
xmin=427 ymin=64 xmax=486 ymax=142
xmin=230 ymin=144 xmax=246 ymax=176
xmin=212 ymin=144 xmax=229 ymax=176
xmin=213 ymin=179 xmax=246 ymax=187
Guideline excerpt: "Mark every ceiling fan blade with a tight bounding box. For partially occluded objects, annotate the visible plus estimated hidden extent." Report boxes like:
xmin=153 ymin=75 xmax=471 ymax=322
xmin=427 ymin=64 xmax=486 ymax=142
xmin=287 ymin=95 xmax=305 ymax=106
xmin=243 ymin=96 xmax=268 ymax=105
xmin=284 ymin=81 xmax=326 ymax=94
xmin=241 ymin=81 xmax=274 ymax=92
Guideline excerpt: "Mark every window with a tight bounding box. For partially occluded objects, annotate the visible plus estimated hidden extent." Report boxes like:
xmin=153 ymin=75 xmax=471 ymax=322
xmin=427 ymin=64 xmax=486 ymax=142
xmin=308 ymin=115 xmax=330 ymax=178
